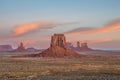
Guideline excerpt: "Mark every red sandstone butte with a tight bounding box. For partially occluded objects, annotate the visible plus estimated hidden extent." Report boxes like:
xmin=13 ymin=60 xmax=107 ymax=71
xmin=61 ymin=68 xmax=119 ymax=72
xmin=26 ymin=34 xmax=83 ymax=58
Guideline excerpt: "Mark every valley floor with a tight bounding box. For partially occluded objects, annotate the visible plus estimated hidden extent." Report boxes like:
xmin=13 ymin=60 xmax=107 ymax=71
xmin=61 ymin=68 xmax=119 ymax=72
xmin=0 ymin=53 xmax=120 ymax=80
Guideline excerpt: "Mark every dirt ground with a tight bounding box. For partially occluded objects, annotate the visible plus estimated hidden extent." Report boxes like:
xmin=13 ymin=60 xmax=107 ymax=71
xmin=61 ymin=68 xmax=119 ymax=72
xmin=0 ymin=52 xmax=120 ymax=80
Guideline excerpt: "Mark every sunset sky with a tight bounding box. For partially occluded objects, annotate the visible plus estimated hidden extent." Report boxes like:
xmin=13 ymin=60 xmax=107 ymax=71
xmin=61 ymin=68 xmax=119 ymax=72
xmin=0 ymin=0 xmax=120 ymax=50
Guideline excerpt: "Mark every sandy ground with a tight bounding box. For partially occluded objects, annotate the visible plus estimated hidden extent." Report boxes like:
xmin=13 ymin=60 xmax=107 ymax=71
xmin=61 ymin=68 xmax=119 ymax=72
xmin=0 ymin=52 xmax=120 ymax=80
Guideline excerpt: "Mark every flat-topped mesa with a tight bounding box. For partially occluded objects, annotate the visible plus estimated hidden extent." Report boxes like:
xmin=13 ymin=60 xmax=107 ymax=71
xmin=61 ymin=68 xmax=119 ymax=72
xmin=50 ymin=34 xmax=66 ymax=48
xmin=0 ymin=45 xmax=13 ymax=51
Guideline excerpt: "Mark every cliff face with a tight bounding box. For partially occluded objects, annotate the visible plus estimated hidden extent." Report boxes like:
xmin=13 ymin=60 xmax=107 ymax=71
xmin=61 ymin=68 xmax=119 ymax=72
xmin=26 ymin=34 xmax=82 ymax=58
xmin=50 ymin=34 xmax=66 ymax=48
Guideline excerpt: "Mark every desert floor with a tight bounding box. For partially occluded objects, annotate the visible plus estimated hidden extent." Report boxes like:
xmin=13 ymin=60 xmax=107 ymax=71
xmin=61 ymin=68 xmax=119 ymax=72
xmin=0 ymin=52 xmax=120 ymax=80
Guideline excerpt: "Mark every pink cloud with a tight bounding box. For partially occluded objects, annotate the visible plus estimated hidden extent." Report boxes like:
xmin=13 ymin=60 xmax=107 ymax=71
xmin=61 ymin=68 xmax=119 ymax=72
xmin=66 ymin=18 xmax=120 ymax=35
xmin=13 ymin=21 xmax=79 ymax=37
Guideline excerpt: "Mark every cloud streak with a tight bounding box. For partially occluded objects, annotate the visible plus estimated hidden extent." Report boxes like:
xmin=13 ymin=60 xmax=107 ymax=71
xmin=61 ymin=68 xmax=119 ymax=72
xmin=13 ymin=22 xmax=54 ymax=36
xmin=13 ymin=21 xmax=79 ymax=37
xmin=66 ymin=18 xmax=120 ymax=35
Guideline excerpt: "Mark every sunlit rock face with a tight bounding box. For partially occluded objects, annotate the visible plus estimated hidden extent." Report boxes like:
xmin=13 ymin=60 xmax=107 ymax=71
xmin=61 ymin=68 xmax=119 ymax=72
xmin=50 ymin=34 xmax=66 ymax=48
xmin=38 ymin=34 xmax=82 ymax=58
xmin=26 ymin=34 xmax=83 ymax=58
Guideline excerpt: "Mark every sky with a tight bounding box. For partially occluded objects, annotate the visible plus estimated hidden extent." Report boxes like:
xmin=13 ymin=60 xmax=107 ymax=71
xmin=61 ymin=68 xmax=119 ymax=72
xmin=0 ymin=0 xmax=120 ymax=50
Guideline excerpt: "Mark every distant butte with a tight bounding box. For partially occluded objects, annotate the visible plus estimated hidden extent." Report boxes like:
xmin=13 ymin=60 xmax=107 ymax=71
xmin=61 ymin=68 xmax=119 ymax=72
xmin=0 ymin=45 xmax=13 ymax=51
xmin=67 ymin=41 xmax=93 ymax=51
xmin=14 ymin=42 xmax=26 ymax=52
xmin=76 ymin=41 xmax=93 ymax=51
xmin=26 ymin=34 xmax=83 ymax=58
